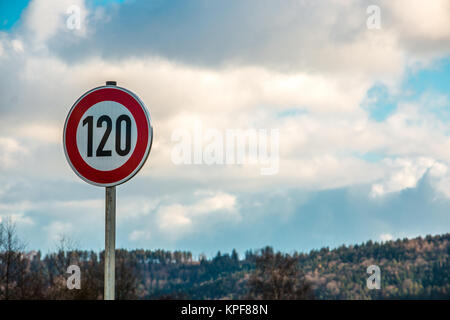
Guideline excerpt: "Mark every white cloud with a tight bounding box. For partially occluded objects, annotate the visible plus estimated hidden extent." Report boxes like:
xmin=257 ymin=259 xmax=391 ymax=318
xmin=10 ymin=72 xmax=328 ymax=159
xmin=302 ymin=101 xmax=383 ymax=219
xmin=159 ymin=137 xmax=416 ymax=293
xmin=190 ymin=191 xmax=236 ymax=215
xmin=0 ymin=137 xmax=28 ymax=169
xmin=17 ymin=124 xmax=61 ymax=144
xmin=157 ymin=204 xmax=192 ymax=233
xmin=129 ymin=230 xmax=151 ymax=242
xmin=386 ymin=0 xmax=450 ymax=42
xmin=117 ymin=197 xmax=160 ymax=221
xmin=23 ymin=0 xmax=88 ymax=44
xmin=0 ymin=213 xmax=34 ymax=227
xmin=44 ymin=221 xmax=74 ymax=243
xmin=0 ymin=48 xmax=448 ymax=194
xmin=11 ymin=39 xmax=24 ymax=53
xmin=0 ymin=201 xmax=33 ymax=215
xmin=380 ymin=233 xmax=394 ymax=242
xmin=370 ymin=157 xmax=443 ymax=197
xmin=155 ymin=191 xmax=238 ymax=239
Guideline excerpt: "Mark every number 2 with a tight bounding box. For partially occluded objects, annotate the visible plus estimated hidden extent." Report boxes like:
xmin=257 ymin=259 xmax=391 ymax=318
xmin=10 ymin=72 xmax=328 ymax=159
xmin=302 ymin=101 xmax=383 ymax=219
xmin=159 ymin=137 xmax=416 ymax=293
xmin=96 ymin=115 xmax=112 ymax=157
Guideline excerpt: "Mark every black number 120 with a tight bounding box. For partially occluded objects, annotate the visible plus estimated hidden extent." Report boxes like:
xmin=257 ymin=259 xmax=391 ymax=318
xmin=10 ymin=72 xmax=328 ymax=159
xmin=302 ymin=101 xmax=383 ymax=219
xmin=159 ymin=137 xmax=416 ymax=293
xmin=82 ymin=115 xmax=132 ymax=157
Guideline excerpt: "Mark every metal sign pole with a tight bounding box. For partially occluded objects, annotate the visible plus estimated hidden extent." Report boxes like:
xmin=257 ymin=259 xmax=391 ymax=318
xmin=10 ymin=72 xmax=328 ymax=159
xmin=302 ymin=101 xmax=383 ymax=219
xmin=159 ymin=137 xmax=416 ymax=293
xmin=105 ymin=185 xmax=116 ymax=300
xmin=104 ymin=80 xmax=117 ymax=301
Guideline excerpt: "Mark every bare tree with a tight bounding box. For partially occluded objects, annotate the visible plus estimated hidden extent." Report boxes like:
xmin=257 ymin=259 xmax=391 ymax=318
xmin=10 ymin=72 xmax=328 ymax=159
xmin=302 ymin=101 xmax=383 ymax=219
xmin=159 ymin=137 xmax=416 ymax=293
xmin=45 ymin=234 xmax=84 ymax=299
xmin=0 ymin=218 xmax=26 ymax=299
xmin=44 ymin=235 xmax=104 ymax=300
xmin=247 ymin=246 xmax=314 ymax=300
xmin=115 ymin=249 xmax=139 ymax=300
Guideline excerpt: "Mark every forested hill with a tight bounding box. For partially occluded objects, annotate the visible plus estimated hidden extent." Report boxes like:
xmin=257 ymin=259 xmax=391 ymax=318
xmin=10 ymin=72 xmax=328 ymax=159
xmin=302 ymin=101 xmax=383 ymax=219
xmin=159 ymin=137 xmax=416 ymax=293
xmin=0 ymin=227 xmax=448 ymax=299
xmin=297 ymin=233 xmax=449 ymax=299
xmin=136 ymin=233 xmax=450 ymax=300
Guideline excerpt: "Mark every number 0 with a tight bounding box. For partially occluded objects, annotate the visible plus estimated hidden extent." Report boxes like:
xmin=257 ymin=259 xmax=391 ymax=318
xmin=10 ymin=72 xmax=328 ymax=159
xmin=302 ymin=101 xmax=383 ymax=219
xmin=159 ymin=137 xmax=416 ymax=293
xmin=116 ymin=115 xmax=132 ymax=156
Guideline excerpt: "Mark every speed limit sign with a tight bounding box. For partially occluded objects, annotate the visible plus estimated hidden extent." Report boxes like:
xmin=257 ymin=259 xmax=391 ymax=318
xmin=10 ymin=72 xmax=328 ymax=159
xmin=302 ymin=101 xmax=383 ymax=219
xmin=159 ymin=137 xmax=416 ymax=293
xmin=63 ymin=82 xmax=153 ymax=187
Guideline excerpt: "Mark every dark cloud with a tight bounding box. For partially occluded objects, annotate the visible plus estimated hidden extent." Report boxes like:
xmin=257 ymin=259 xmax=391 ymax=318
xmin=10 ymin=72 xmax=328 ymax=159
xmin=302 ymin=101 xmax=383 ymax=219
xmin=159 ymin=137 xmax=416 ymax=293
xmin=46 ymin=0 xmax=371 ymax=71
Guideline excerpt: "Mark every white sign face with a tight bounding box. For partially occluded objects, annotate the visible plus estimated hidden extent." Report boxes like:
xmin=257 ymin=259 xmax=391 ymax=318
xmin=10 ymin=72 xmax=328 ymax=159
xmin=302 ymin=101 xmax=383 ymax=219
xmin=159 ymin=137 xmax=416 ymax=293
xmin=76 ymin=101 xmax=138 ymax=171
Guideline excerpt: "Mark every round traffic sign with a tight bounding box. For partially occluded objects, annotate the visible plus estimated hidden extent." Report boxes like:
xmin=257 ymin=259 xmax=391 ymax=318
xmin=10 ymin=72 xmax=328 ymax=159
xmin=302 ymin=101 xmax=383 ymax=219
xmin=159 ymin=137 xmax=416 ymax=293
xmin=63 ymin=84 xmax=153 ymax=187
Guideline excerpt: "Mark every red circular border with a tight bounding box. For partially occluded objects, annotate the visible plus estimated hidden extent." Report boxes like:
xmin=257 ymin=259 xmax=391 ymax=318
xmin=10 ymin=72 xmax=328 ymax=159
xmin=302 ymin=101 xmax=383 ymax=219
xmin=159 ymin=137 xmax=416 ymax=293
xmin=64 ymin=87 xmax=150 ymax=185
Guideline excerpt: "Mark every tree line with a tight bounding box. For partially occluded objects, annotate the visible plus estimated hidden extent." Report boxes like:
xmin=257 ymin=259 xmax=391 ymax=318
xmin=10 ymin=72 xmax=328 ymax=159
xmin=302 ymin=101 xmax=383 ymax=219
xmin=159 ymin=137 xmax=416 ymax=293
xmin=0 ymin=219 xmax=448 ymax=299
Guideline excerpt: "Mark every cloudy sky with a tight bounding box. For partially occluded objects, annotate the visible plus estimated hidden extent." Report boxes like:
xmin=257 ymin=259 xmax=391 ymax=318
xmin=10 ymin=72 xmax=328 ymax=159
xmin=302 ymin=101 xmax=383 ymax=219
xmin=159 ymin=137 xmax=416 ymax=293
xmin=0 ymin=0 xmax=449 ymax=257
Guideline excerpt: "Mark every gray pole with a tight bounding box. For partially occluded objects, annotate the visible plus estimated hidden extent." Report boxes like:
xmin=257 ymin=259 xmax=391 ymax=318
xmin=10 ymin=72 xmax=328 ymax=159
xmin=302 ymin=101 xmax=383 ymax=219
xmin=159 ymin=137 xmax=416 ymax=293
xmin=104 ymin=80 xmax=117 ymax=300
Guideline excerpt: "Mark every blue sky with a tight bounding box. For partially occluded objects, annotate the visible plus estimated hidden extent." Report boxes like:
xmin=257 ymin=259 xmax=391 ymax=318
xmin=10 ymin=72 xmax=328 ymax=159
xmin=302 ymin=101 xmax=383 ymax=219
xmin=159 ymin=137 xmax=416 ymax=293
xmin=364 ymin=58 xmax=450 ymax=122
xmin=0 ymin=0 xmax=127 ymax=30
xmin=0 ymin=0 xmax=449 ymax=257
xmin=0 ymin=1 xmax=29 ymax=30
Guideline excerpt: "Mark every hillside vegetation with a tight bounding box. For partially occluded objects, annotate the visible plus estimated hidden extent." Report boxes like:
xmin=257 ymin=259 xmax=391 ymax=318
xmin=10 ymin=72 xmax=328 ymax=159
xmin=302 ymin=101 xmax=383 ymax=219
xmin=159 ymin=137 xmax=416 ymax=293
xmin=0 ymin=220 xmax=448 ymax=299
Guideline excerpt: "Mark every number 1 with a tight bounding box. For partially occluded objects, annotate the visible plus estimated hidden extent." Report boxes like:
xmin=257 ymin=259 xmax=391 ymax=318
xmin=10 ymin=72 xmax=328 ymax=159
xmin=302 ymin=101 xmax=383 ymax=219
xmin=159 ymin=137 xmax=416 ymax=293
xmin=82 ymin=116 xmax=93 ymax=157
